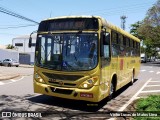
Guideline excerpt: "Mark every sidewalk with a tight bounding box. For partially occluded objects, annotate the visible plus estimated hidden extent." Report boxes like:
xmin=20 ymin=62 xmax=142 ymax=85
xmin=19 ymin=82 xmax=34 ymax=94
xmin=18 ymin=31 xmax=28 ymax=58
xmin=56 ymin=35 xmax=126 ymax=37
xmin=0 ymin=73 xmax=20 ymax=81
xmin=19 ymin=64 xmax=34 ymax=68
xmin=0 ymin=64 xmax=33 ymax=81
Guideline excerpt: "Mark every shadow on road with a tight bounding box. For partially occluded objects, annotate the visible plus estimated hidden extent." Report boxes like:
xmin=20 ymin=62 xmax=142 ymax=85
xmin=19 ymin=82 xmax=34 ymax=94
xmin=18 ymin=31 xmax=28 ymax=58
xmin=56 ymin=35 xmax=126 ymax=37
xmin=141 ymin=61 xmax=160 ymax=67
xmin=27 ymin=80 xmax=137 ymax=112
xmin=0 ymin=80 xmax=138 ymax=119
xmin=28 ymin=95 xmax=105 ymax=112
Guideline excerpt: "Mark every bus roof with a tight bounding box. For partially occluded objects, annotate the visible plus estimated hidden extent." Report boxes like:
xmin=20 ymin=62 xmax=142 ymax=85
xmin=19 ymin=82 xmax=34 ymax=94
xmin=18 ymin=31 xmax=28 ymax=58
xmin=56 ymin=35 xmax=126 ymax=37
xmin=42 ymin=15 xmax=140 ymax=42
xmin=100 ymin=17 xmax=140 ymax=42
xmin=42 ymin=15 xmax=101 ymax=21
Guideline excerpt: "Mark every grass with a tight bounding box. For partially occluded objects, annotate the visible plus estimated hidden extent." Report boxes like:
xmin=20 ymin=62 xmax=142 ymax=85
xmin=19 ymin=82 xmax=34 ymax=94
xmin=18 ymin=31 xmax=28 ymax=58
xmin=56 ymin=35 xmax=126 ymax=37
xmin=134 ymin=95 xmax=160 ymax=120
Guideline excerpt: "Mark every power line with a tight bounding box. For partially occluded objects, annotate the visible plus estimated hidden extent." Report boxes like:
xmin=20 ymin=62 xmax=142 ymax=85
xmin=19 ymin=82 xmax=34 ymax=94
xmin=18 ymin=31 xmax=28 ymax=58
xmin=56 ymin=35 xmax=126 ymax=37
xmin=0 ymin=6 xmax=39 ymax=24
xmin=0 ymin=24 xmax=38 ymax=29
xmin=76 ymin=1 xmax=154 ymax=16
xmin=0 ymin=32 xmax=20 ymax=36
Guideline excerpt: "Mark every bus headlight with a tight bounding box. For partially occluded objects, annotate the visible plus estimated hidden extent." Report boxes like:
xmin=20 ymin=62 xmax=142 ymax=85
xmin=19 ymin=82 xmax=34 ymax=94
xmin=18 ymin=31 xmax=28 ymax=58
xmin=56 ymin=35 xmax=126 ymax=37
xmin=34 ymin=73 xmax=45 ymax=83
xmin=79 ymin=77 xmax=98 ymax=89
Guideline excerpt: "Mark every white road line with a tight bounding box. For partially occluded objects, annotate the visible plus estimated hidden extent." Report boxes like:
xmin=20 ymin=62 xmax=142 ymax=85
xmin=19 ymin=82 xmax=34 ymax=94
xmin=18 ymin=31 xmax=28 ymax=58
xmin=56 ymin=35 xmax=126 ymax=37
xmin=135 ymin=96 xmax=147 ymax=99
xmin=149 ymin=71 xmax=154 ymax=73
xmin=156 ymin=72 xmax=160 ymax=74
xmin=118 ymin=78 xmax=152 ymax=111
xmin=0 ymin=76 xmax=24 ymax=86
xmin=11 ymin=79 xmax=17 ymax=82
xmin=0 ymin=81 xmax=5 ymax=85
xmin=146 ymin=85 xmax=160 ymax=87
xmin=149 ymin=81 xmax=160 ymax=82
xmin=140 ymin=70 xmax=146 ymax=72
xmin=141 ymin=90 xmax=160 ymax=93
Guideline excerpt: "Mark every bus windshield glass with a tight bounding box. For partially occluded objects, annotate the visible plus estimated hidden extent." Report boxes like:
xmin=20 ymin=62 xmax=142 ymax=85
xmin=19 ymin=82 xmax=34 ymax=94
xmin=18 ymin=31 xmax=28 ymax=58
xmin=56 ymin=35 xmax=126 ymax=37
xmin=35 ymin=33 xmax=98 ymax=71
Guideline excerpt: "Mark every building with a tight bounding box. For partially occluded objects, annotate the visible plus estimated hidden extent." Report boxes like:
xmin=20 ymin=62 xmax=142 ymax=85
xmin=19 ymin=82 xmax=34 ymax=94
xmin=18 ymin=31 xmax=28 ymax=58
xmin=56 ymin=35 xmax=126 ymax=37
xmin=12 ymin=34 xmax=37 ymax=64
xmin=0 ymin=47 xmax=19 ymax=62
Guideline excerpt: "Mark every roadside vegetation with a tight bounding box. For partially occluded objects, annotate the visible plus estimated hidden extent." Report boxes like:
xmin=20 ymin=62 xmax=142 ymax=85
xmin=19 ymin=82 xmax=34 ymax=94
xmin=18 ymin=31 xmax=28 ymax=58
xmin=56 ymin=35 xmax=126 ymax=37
xmin=130 ymin=1 xmax=160 ymax=118
xmin=130 ymin=0 xmax=160 ymax=60
xmin=134 ymin=95 xmax=160 ymax=120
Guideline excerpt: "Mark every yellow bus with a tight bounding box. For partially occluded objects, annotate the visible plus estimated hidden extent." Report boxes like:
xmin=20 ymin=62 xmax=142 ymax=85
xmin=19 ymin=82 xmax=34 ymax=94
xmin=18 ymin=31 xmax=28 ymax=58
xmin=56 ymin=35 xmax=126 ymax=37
xmin=30 ymin=16 xmax=140 ymax=102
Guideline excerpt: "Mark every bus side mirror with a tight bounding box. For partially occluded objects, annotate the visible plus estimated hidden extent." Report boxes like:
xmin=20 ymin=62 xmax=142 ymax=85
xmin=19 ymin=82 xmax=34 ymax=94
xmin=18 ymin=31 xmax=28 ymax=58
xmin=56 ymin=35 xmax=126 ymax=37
xmin=28 ymin=30 xmax=37 ymax=48
xmin=29 ymin=37 xmax=32 ymax=48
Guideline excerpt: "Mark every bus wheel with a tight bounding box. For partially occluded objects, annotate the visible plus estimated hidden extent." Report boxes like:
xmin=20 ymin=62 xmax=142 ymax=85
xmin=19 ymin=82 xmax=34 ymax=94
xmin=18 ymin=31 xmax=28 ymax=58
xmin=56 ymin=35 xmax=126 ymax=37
xmin=108 ymin=82 xmax=114 ymax=100
xmin=130 ymin=71 xmax=134 ymax=85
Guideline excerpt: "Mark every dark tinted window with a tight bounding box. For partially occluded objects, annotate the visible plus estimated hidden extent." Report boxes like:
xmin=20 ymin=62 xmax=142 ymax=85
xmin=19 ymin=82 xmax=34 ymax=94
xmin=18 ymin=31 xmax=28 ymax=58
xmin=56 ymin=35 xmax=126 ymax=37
xmin=38 ymin=18 xmax=99 ymax=31
xmin=15 ymin=43 xmax=23 ymax=46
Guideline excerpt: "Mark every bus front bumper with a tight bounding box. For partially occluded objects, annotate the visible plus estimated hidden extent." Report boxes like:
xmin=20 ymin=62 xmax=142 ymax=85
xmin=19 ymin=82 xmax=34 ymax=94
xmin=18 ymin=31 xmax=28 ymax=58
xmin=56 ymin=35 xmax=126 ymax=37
xmin=34 ymin=80 xmax=100 ymax=102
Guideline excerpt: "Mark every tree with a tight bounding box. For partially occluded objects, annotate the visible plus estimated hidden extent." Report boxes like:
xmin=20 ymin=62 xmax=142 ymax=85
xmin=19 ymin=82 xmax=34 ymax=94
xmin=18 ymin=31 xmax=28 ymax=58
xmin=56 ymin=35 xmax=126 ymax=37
xmin=6 ymin=44 xmax=14 ymax=49
xmin=130 ymin=21 xmax=144 ymax=40
xmin=138 ymin=0 xmax=160 ymax=48
xmin=130 ymin=0 xmax=160 ymax=58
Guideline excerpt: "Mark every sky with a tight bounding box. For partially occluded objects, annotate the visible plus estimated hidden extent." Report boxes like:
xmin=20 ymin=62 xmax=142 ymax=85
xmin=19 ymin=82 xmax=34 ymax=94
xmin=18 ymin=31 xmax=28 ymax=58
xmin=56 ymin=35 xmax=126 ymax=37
xmin=0 ymin=0 xmax=157 ymax=45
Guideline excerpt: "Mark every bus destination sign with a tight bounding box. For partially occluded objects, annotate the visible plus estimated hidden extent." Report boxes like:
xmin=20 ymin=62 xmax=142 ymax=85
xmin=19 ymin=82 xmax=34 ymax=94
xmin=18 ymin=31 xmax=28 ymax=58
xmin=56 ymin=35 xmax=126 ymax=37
xmin=38 ymin=18 xmax=98 ymax=31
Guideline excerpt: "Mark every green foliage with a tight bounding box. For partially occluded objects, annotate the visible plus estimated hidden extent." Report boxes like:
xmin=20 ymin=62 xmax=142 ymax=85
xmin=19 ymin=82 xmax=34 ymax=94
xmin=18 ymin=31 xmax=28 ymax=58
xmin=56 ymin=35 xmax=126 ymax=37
xmin=134 ymin=95 xmax=160 ymax=120
xmin=130 ymin=21 xmax=144 ymax=40
xmin=130 ymin=0 xmax=160 ymax=58
xmin=136 ymin=95 xmax=160 ymax=111
xmin=138 ymin=0 xmax=160 ymax=47
xmin=6 ymin=44 xmax=14 ymax=49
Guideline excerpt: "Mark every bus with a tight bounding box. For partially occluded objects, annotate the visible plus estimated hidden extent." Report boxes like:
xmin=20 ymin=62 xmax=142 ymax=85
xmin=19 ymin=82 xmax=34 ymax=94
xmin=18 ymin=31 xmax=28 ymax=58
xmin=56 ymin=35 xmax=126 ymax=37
xmin=29 ymin=16 xmax=141 ymax=102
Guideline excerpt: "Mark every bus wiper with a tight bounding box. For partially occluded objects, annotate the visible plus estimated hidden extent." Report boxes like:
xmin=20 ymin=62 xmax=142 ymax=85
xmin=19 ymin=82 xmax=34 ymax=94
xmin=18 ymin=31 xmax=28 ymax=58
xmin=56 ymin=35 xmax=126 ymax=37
xmin=74 ymin=54 xmax=77 ymax=61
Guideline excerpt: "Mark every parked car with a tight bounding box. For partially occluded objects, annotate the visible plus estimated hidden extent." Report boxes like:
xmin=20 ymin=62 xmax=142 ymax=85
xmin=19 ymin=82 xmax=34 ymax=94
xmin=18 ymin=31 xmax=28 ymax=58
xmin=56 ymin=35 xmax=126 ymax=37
xmin=2 ymin=59 xmax=19 ymax=67
xmin=141 ymin=53 xmax=147 ymax=63
xmin=0 ymin=60 xmax=2 ymax=66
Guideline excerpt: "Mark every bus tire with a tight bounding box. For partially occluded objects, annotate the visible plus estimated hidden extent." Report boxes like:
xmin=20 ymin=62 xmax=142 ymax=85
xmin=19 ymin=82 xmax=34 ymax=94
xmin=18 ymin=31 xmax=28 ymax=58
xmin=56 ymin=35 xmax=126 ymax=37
xmin=108 ymin=81 xmax=115 ymax=100
xmin=130 ymin=71 xmax=134 ymax=85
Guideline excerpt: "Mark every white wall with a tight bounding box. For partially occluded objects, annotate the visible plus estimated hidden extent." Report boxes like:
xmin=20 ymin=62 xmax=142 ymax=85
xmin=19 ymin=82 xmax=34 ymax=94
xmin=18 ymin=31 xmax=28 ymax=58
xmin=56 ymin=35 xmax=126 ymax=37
xmin=12 ymin=35 xmax=36 ymax=64
xmin=0 ymin=49 xmax=19 ymax=62
xmin=12 ymin=38 xmax=36 ymax=53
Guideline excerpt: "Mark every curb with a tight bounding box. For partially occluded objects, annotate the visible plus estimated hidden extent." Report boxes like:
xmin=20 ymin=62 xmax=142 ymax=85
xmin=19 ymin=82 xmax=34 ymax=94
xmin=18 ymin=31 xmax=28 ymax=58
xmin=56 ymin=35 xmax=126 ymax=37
xmin=19 ymin=65 xmax=34 ymax=68
xmin=0 ymin=74 xmax=20 ymax=81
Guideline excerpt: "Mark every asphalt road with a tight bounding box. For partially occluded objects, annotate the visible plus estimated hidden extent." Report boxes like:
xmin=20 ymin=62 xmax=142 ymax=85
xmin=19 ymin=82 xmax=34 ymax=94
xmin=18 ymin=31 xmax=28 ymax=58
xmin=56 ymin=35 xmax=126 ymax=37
xmin=0 ymin=63 xmax=159 ymax=120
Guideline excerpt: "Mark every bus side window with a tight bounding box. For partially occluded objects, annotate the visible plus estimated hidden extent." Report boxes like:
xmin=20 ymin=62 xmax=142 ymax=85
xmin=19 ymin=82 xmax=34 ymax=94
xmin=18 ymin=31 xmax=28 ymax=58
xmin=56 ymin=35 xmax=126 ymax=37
xmin=101 ymin=32 xmax=111 ymax=67
xmin=111 ymin=31 xmax=119 ymax=57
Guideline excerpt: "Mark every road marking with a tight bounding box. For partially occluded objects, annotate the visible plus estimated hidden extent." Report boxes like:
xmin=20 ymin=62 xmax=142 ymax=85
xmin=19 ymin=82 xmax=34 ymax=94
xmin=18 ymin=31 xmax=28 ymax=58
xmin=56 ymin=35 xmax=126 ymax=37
xmin=11 ymin=79 xmax=17 ymax=82
xmin=149 ymin=71 xmax=154 ymax=73
xmin=146 ymin=85 xmax=160 ymax=87
xmin=0 ymin=81 xmax=5 ymax=85
xmin=0 ymin=76 xmax=24 ymax=86
xmin=118 ymin=78 xmax=152 ymax=111
xmin=156 ymin=72 xmax=160 ymax=74
xmin=141 ymin=90 xmax=160 ymax=93
xmin=140 ymin=70 xmax=146 ymax=72
xmin=149 ymin=81 xmax=160 ymax=82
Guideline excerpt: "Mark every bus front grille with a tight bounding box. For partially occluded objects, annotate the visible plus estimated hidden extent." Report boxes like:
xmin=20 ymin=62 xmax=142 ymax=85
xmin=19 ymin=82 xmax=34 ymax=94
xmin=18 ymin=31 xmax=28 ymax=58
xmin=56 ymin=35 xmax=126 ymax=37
xmin=48 ymin=81 xmax=76 ymax=87
xmin=50 ymin=87 xmax=73 ymax=95
xmin=43 ymin=72 xmax=83 ymax=81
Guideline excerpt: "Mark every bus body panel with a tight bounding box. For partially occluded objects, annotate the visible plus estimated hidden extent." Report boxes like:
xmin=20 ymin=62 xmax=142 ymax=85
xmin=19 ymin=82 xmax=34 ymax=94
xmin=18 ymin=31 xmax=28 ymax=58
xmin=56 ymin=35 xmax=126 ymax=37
xmin=33 ymin=16 xmax=141 ymax=102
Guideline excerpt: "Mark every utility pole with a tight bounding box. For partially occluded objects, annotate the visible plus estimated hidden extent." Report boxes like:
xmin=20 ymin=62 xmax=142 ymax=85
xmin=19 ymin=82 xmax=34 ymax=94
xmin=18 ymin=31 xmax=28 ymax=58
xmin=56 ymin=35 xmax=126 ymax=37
xmin=120 ymin=15 xmax=127 ymax=30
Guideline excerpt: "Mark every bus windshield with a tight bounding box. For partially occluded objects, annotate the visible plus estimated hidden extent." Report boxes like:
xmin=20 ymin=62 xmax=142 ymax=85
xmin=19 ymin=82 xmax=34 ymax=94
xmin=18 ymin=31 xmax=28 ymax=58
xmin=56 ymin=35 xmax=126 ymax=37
xmin=35 ymin=33 xmax=98 ymax=71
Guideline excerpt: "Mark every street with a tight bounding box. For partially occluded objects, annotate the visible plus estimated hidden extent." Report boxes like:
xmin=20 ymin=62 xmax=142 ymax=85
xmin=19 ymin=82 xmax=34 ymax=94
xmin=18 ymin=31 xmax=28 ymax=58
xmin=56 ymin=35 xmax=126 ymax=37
xmin=0 ymin=63 xmax=160 ymax=119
